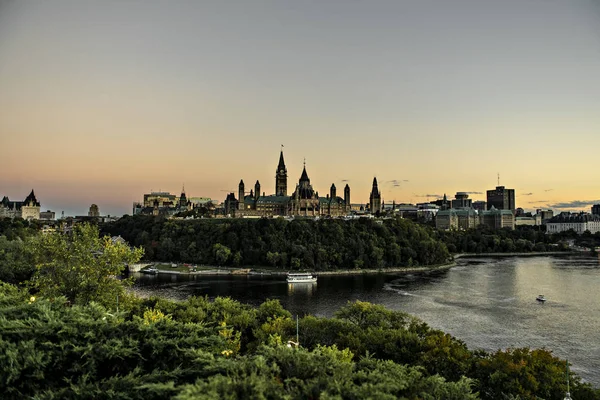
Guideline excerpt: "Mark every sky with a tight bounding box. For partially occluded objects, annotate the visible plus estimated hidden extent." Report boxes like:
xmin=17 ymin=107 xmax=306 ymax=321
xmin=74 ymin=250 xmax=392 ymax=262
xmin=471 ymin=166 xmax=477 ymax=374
xmin=1 ymin=0 xmax=599 ymax=216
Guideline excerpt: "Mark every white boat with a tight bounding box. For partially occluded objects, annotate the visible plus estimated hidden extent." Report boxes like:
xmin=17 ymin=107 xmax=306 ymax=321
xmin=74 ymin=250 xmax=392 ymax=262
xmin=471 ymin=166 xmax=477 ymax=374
xmin=286 ymin=272 xmax=317 ymax=283
xmin=141 ymin=267 xmax=159 ymax=275
xmin=536 ymin=294 xmax=546 ymax=302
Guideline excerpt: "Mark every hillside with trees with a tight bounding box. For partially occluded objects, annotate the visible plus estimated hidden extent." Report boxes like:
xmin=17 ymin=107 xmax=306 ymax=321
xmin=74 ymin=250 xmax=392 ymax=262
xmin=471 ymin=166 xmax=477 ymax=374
xmin=101 ymin=216 xmax=451 ymax=270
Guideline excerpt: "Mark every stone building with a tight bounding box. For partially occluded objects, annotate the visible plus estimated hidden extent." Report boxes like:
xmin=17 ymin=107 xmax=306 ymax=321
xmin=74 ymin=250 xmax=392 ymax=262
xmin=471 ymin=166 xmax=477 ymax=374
xmin=436 ymin=206 xmax=515 ymax=230
xmin=88 ymin=204 xmax=100 ymax=217
xmin=0 ymin=190 xmax=40 ymax=220
xmin=228 ymin=150 xmax=351 ymax=217
xmin=369 ymin=177 xmax=381 ymax=214
xmin=134 ymin=187 xmax=194 ymax=216
xmin=546 ymin=212 xmax=600 ymax=234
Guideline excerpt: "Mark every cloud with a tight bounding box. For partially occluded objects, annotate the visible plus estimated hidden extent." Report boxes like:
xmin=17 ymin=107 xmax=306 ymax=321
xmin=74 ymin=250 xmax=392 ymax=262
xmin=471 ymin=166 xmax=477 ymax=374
xmin=464 ymin=191 xmax=482 ymax=195
xmin=521 ymin=192 xmax=533 ymax=196
xmin=528 ymin=200 xmax=548 ymax=204
xmin=544 ymin=189 xmax=554 ymax=192
xmin=386 ymin=179 xmax=409 ymax=185
xmin=341 ymin=179 xmax=350 ymax=182
xmin=414 ymin=194 xmax=442 ymax=198
xmin=547 ymin=200 xmax=600 ymax=209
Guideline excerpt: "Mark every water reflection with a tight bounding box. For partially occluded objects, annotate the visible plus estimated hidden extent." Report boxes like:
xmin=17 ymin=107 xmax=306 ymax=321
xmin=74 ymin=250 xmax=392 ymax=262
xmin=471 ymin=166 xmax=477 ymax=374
xmin=287 ymin=282 xmax=316 ymax=296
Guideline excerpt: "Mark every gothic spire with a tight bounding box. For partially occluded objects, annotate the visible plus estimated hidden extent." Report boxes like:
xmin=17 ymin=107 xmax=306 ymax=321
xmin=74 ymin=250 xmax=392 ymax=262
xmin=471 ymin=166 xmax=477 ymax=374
xmin=277 ymin=149 xmax=286 ymax=171
xmin=300 ymin=165 xmax=310 ymax=183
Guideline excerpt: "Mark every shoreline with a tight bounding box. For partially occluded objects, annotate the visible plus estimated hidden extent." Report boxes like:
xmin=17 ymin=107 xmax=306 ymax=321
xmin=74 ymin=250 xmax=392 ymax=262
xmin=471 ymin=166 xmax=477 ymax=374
xmin=136 ymin=250 xmax=593 ymax=277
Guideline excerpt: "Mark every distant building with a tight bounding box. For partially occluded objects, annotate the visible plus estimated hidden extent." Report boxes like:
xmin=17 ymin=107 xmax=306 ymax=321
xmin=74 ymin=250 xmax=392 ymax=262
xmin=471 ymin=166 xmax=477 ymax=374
xmin=535 ymin=209 xmax=554 ymax=225
xmin=88 ymin=204 xmax=100 ymax=217
xmin=472 ymin=200 xmax=487 ymax=212
xmin=436 ymin=206 xmax=515 ymax=230
xmin=189 ymin=197 xmax=213 ymax=207
xmin=487 ymin=186 xmax=515 ymax=212
xmin=436 ymin=208 xmax=478 ymax=230
xmin=451 ymin=192 xmax=472 ymax=209
xmin=592 ymin=204 xmax=600 ymax=216
xmin=228 ymin=150 xmax=351 ymax=218
xmin=39 ymin=210 xmax=55 ymax=221
xmin=431 ymin=194 xmax=450 ymax=211
xmin=134 ymin=187 xmax=193 ymax=216
xmin=547 ymin=212 xmax=600 ymax=234
xmin=0 ymin=190 xmax=40 ymax=220
xmin=369 ymin=177 xmax=382 ymax=214
xmin=416 ymin=203 xmax=440 ymax=221
xmin=480 ymin=207 xmax=515 ymax=230
xmin=516 ymin=217 xmax=536 ymax=226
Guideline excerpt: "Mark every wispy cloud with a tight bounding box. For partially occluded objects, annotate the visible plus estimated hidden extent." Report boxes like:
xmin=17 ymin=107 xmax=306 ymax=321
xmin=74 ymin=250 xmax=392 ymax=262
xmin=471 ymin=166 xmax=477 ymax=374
xmin=521 ymin=192 xmax=533 ymax=196
xmin=385 ymin=179 xmax=408 ymax=188
xmin=547 ymin=200 xmax=600 ymax=209
xmin=544 ymin=189 xmax=554 ymax=192
xmin=414 ymin=193 xmax=442 ymax=198
xmin=528 ymin=200 xmax=548 ymax=204
xmin=464 ymin=191 xmax=482 ymax=195
xmin=341 ymin=179 xmax=350 ymax=182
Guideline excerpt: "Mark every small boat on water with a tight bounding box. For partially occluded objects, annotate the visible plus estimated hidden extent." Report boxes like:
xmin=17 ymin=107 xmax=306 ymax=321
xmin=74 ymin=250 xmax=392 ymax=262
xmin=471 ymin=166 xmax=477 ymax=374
xmin=536 ymin=294 xmax=546 ymax=302
xmin=287 ymin=272 xmax=317 ymax=283
xmin=141 ymin=268 xmax=159 ymax=275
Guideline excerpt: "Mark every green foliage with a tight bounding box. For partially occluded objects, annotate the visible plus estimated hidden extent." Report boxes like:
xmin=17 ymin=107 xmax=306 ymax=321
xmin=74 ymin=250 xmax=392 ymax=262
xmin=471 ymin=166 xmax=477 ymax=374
xmin=0 ymin=283 xmax=599 ymax=399
xmin=0 ymin=218 xmax=40 ymax=241
xmin=473 ymin=348 xmax=592 ymax=400
xmin=436 ymin=225 xmax=570 ymax=254
xmin=101 ymin=215 xmax=451 ymax=269
xmin=0 ymin=235 xmax=35 ymax=284
xmin=27 ymin=224 xmax=144 ymax=308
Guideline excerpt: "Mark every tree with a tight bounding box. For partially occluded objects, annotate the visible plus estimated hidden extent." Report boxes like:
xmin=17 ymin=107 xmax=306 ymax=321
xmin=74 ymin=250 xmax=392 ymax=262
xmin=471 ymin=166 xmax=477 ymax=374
xmin=213 ymin=243 xmax=231 ymax=266
xmin=0 ymin=236 xmax=34 ymax=284
xmin=27 ymin=223 xmax=143 ymax=309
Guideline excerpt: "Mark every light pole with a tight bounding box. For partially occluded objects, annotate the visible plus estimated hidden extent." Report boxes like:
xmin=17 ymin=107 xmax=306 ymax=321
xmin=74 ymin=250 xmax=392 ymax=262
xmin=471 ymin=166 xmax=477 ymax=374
xmin=564 ymin=359 xmax=572 ymax=400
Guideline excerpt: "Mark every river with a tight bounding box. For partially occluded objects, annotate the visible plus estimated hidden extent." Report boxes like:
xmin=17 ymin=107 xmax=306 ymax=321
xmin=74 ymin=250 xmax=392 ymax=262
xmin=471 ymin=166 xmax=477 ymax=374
xmin=133 ymin=255 xmax=600 ymax=386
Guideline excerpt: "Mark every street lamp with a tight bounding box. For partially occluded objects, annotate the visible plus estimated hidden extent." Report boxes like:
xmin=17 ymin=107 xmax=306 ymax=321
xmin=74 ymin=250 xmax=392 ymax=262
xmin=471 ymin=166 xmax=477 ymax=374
xmin=564 ymin=359 xmax=572 ymax=400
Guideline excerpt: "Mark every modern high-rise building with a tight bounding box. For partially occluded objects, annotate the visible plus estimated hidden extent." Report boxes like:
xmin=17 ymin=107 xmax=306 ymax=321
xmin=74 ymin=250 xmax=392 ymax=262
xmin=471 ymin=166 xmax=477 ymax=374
xmin=472 ymin=200 xmax=487 ymax=212
xmin=486 ymin=186 xmax=515 ymax=212
xmin=451 ymin=192 xmax=472 ymax=209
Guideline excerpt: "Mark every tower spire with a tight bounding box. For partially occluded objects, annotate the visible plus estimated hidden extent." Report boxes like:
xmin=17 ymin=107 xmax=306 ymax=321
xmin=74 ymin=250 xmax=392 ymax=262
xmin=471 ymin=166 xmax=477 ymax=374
xmin=276 ymin=147 xmax=288 ymax=196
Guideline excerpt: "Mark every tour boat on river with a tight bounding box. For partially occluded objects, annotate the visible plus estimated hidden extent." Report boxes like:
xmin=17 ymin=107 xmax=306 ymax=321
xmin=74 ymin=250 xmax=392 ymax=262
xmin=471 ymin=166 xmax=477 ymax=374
xmin=141 ymin=267 xmax=159 ymax=275
xmin=286 ymin=272 xmax=317 ymax=283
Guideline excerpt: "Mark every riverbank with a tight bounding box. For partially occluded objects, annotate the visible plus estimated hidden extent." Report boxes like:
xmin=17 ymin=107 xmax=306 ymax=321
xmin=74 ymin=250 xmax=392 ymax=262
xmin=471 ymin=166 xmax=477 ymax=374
xmin=454 ymin=251 xmax=574 ymax=258
xmin=134 ymin=251 xmax=593 ymax=277
xmin=135 ymin=260 xmax=458 ymax=277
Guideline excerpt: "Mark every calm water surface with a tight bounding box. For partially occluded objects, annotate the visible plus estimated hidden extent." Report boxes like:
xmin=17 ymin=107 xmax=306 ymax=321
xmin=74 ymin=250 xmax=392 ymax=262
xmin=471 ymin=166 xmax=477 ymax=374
xmin=133 ymin=256 xmax=600 ymax=385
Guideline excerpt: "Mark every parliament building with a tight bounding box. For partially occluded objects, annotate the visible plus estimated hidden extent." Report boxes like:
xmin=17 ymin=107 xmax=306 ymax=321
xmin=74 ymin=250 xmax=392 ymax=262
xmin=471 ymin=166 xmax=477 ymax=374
xmin=224 ymin=150 xmax=350 ymax=217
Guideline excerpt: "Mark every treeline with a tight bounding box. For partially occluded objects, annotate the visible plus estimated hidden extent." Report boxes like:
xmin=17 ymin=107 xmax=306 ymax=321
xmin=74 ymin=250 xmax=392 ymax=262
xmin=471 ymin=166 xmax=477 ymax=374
xmin=436 ymin=226 xmax=571 ymax=254
xmin=101 ymin=215 xmax=451 ymax=269
xmin=2 ymin=285 xmax=599 ymax=399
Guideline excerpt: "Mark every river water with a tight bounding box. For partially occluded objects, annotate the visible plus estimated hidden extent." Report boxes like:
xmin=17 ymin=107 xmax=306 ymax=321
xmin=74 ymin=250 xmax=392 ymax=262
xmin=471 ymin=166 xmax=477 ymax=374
xmin=133 ymin=255 xmax=600 ymax=386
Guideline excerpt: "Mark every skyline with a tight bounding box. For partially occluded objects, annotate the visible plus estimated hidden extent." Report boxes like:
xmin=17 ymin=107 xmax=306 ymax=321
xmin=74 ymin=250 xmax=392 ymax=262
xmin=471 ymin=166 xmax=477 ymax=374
xmin=1 ymin=0 xmax=600 ymax=216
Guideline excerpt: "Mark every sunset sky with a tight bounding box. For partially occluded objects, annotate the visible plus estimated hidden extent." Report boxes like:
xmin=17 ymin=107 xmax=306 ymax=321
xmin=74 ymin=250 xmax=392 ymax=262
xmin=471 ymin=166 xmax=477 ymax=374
xmin=1 ymin=0 xmax=599 ymax=216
